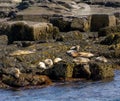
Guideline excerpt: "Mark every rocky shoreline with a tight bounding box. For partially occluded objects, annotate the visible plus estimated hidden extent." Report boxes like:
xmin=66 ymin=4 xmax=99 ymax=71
xmin=0 ymin=0 xmax=120 ymax=89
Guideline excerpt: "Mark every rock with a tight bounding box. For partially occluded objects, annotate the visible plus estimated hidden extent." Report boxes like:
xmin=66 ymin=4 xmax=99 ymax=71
xmin=73 ymin=64 xmax=91 ymax=79
xmin=99 ymin=25 xmax=120 ymax=36
xmin=50 ymin=17 xmax=71 ymax=32
xmin=90 ymin=62 xmax=114 ymax=80
xmin=73 ymin=57 xmax=90 ymax=65
xmin=109 ymin=46 xmax=120 ymax=58
xmin=96 ymin=56 xmax=108 ymax=63
xmin=105 ymin=1 xmax=120 ymax=7
xmin=6 ymin=21 xmax=54 ymax=44
xmin=114 ymin=12 xmax=120 ymax=25
xmin=78 ymin=52 xmax=94 ymax=58
xmin=51 ymin=61 xmax=74 ymax=79
xmin=2 ymin=74 xmax=52 ymax=87
xmin=2 ymin=74 xmax=29 ymax=87
xmin=13 ymin=41 xmax=35 ymax=47
xmin=91 ymin=14 xmax=116 ymax=31
xmin=59 ymin=31 xmax=82 ymax=42
xmin=54 ymin=58 xmax=63 ymax=63
xmin=101 ymin=33 xmax=120 ymax=45
xmin=0 ymin=67 xmax=21 ymax=79
xmin=44 ymin=59 xmax=53 ymax=68
xmin=71 ymin=17 xmax=90 ymax=32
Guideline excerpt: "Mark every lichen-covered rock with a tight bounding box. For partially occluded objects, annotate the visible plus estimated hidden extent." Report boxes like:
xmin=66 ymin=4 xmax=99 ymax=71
xmin=101 ymin=33 xmax=120 ymax=45
xmin=89 ymin=62 xmax=114 ymax=80
xmin=71 ymin=17 xmax=90 ymax=32
xmin=114 ymin=12 xmax=120 ymax=25
xmin=91 ymin=14 xmax=116 ymax=31
xmin=114 ymin=49 xmax=120 ymax=58
xmin=50 ymin=61 xmax=74 ymax=80
xmin=57 ymin=31 xmax=82 ymax=42
xmin=110 ymin=43 xmax=120 ymax=58
xmin=2 ymin=74 xmax=52 ymax=87
xmin=73 ymin=64 xmax=91 ymax=79
xmin=6 ymin=21 xmax=54 ymax=44
xmin=99 ymin=25 xmax=120 ymax=36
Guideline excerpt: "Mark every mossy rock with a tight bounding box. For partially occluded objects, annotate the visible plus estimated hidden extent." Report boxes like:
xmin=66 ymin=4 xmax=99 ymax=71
xmin=89 ymin=62 xmax=114 ymax=80
xmin=101 ymin=33 xmax=120 ymax=45
xmin=71 ymin=17 xmax=90 ymax=32
xmin=2 ymin=74 xmax=29 ymax=87
xmin=57 ymin=31 xmax=83 ymax=42
xmin=73 ymin=64 xmax=91 ymax=79
xmin=7 ymin=21 xmax=54 ymax=44
xmin=99 ymin=25 xmax=120 ymax=36
xmin=114 ymin=49 xmax=120 ymax=58
xmin=2 ymin=74 xmax=52 ymax=87
xmin=49 ymin=61 xmax=75 ymax=80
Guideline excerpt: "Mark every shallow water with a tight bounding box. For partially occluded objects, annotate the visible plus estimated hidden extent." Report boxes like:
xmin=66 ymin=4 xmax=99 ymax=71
xmin=1 ymin=71 xmax=120 ymax=101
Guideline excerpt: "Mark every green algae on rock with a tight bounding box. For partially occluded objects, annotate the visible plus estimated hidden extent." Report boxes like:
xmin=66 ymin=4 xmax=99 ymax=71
xmin=2 ymin=74 xmax=52 ymax=87
xmin=71 ymin=17 xmax=90 ymax=32
xmin=6 ymin=21 xmax=55 ymax=44
xmin=99 ymin=25 xmax=120 ymax=36
xmin=101 ymin=33 xmax=120 ymax=45
xmin=90 ymin=62 xmax=114 ymax=80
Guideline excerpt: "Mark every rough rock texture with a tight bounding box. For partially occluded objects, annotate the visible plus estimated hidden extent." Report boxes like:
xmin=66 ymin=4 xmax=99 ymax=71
xmin=2 ymin=74 xmax=52 ymax=87
xmin=46 ymin=61 xmax=74 ymax=80
xmin=99 ymin=25 xmax=120 ymax=36
xmin=73 ymin=64 xmax=91 ymax=79
xmin=57 ymin=31 xmax=83 ymax=42
xmin=90 ymin=62 xmax=114 ymax=80
xmin=71 ymin=17 xmax=91 ymax=32
xmin=101 ymin=33 xmax=120 ymax=45
xmin=6 ymin=21 xmax=55 ymax=43
xmin=50 ymin=17 xmax=71 ymax=32
xmin=91 ymin=14 xmax=116 ymax=31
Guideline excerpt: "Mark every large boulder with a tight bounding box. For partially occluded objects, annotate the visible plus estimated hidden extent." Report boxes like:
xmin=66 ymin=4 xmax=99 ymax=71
xmin=90 ymin=62 xmax=114 ymax=80
xmin=91 ymin=14 xmax=116 ymax=31
xmin=49 ymin=61 xmax=74 ymax=80
xmin=73 ymin=64 xmax=91 ymax=79
xmin=71 ymin=16 xmax=90 ymax=32
xmin=50 ymin=17 xmax=71 ymax=32
xmin=6 ymin=21 xmax=55 ymax=44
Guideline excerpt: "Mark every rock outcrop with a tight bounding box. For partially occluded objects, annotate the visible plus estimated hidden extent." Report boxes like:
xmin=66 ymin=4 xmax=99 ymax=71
xmin=91 ymin=14 xmax=116 ymax=31
xmin=5 ymin=21 xmax=55 ymax=43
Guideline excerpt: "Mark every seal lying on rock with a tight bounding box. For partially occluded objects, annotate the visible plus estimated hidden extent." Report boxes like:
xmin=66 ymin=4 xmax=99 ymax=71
xmin=78 ymin=52 xmax=94 ymax=58
xmin=10 ymin=68 xmax=21 ymax=78
xmin=73 ymin=57 xmax=90 ymax=65
xmin=54 ymin=58 xmax=63 ymax=63
xmin=9 ymin=50 xmax=36 ymax=56
xmin=38 ymin=62 xmax=47 ymax=69
xmin=44 ymin=59 xmax=53 ymax=68
xmin=38 ymin=59 xmax=53 ymax=69
xmin=96 ymin=56 xmax=108 ymax=63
